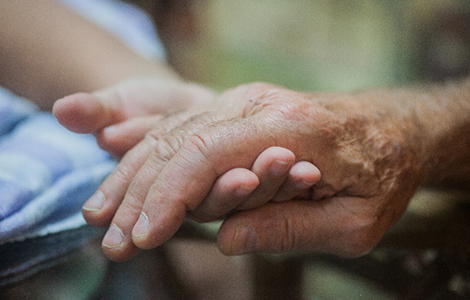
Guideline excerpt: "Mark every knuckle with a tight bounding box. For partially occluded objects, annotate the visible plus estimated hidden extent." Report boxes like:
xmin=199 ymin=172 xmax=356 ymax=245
xmin=272 ymin=212 xmax=310 ymax=253
xmin=151 ymin=132 xmax=185 ymax=163
xmin=120 ymin=196 xmax=144 ymax=216
xmin=123 ymin=174 xmax=161 ymax=210
xmin=273 ymin=101 xmax=306 ymax=121
xmin=181 ymin=132 xmax=212 ymax=159
xmin=123 ymin=184 xmax=147 ymax=207
xmin=113 ymin=164 xmax=134 ymax=184
xmin=146 ymin=127 xmax=168 ymax=141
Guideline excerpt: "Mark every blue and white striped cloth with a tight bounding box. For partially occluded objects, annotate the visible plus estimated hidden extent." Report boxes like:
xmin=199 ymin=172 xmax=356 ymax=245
xmin=0 ymin=0 xmax=164 ymax=245
xmin=1 ymin=0 xmax=166 ymax=286
xmin=0 ymin=96 xmax=117 ymax=244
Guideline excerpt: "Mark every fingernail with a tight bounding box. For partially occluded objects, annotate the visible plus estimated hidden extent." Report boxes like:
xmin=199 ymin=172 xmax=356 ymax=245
xmin=295 ymin=179 xmax=316 ymax=189
xmin=270 ymin=160 xmax=291 ymax=177
xmin=235 ymin=185 xmax=257 ymax=198
xmin=132 ymin=212 xmax=148 ymax=238
xmin=82 ymin=191 xmax=105 ymax=212
xmin=102 ymin=224 xmax=124 ymax=249
xmin=232 ymin=225 xmax=258 ymax=255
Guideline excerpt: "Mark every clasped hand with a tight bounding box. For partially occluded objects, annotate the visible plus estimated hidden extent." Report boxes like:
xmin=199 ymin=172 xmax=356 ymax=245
xmin=55 ymin=81 xmax=422 ymax=262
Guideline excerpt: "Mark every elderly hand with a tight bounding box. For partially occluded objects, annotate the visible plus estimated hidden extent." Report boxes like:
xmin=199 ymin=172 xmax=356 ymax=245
xmin=74 ymin=82 xmax=426 ymax=262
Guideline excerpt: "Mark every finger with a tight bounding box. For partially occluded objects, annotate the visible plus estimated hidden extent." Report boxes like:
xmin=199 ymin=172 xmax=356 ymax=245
xmin=84 ymin=111 xmax=210 ymax=229
xmin=102 ymin=141 xmax=168 ymax=262
xmin=53 ymin=79 xmax=217 ymax=134
xmin=130 ymin=118 xmax=286 ymax=250
xmin=96 ymin=110 xmax=208 ymax=158
xmin=271 ymin=161 xmax=321 ymax=202
xmin=189 ymin=168 xmax=260 ymax=222
xmin=101 ymin=130 xmax=184 ymax=261
xmin=96 ymin=115 xmax=165 ymax=158
xmin=190 ymin=149 xmax=319 ymax=221
xmin=130 ymin=135 xmax=220 ymax=251
xmin=236 ymin=147 xmax=295 ymax=210
xmin=105 ymin=114 xmax=218 ymax=260
xmin=52 ymin=92 xmax=125 ymax=134
xmin=81 ymin=137 xmax=156 ymax=227
xmin=217 ymin=197 xmax=388 ymax=257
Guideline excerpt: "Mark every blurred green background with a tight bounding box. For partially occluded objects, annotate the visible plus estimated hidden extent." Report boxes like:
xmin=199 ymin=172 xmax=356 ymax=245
xmin=150 ymin=0 xmax=470 ymax=93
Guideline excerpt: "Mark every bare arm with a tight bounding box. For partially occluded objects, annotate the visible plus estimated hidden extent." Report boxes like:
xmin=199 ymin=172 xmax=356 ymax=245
xmin=417 ymin=79 xmax=470 ymax=189
xmin=0 ymin=0 xmax=177 ymax=110
xmin=329 ymin=78 xmax=470 ymax=190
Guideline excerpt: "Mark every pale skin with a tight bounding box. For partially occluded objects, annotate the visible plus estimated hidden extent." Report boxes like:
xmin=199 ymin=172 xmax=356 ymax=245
xmin=54 ymin=78 xmax=470 ymax=262
xmin=0 ymin=0 xmax=212 ymax=111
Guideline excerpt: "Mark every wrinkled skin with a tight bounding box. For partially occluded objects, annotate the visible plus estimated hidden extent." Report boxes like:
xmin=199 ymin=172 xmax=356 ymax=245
xmin=57 ymin=82 xmax=423 ymax=262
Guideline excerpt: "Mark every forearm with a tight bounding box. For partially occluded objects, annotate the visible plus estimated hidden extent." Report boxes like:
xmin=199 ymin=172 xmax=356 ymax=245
xmin=328 ymin=79 xmax=470 ymax=190
xmin=414 ymin=79 xmax=470 ymax=188
xmin=0 ymin=0 xmax=178 ymax=110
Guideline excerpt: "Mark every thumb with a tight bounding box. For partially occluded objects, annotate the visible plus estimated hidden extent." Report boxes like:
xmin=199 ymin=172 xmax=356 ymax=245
xmin=52 ymin=91 xmax=125 ymax=134
xmin=216 ymin=199 xmax=384 ymax=257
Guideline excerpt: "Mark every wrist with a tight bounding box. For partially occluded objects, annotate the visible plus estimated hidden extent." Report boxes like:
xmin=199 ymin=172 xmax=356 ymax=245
xmin=319 ymin=89 xmax=429 ymax=188
xmin=415 ymin=80 xmax=470 ymax=189
xmin=343 ymin=80 xmax=470 ymax=190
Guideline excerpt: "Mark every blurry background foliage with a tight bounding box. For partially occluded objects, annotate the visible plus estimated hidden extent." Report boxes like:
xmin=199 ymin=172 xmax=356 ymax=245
xmin=133 ymin=0 xmax=470 ymax=93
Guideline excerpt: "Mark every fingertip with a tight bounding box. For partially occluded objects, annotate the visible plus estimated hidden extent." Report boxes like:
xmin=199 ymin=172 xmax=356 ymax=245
xmin=217 ymin=221 xmax=238 ymax=256
xmin=217 ymin=208 xmax=263 ymax=256
xmin=231 ymin=169 xmax=260 ymax=200
xmin=251 ymin=147 xmax=295 ymax=179
xmin=290 ymin=161 xmax=321 ymax=185
xmin=95 ymin=126 xmax=131 ymax=158
xmin=188 ymin=168 xmax=259 ymax=222
xmin=102 ymin=243 xmax=141 ymax=262
xmin=82 ymin=207 xmax=114 ymax=228
xmin=131 ymin=201 xmax=188 ymax=250
xmin=101 ymin=223 xmax=142 ymax=262
xmin=131 ymin=212 xmax=150 ymax=248
xmin=262 ymin=147 xmax=296 ymax=165
xmin=81 ymin=190 xmax=119 ymax=227
xmin=53 ymin=93 xmax=107 ymax=133
xmin=82 ymin=201 xmax=107 ymax=228
xmin=231 ymin=168 xmax=260 ymax=195
xmin=217 ymin=222 xmax=259 ymax=256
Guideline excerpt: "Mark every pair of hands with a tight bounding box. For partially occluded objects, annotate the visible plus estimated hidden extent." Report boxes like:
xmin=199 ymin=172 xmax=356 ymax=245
xmin=53 ymin=78 xmax=422 ymax=262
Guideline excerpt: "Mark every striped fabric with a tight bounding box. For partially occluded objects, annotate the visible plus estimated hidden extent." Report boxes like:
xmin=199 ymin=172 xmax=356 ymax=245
xmin=0 ymin=0 xmax=165 ymax=285
xmin=0 ymin=89 xmax=117 ymax=244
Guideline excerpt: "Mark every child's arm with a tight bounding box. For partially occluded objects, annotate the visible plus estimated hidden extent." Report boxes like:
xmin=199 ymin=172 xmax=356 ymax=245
xmin=0 ymin=0 xmax=207 ymax=111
